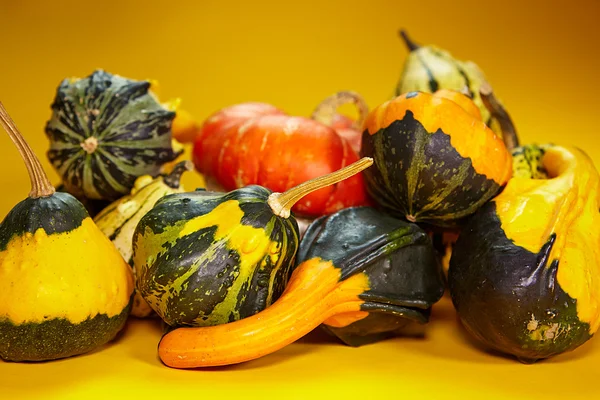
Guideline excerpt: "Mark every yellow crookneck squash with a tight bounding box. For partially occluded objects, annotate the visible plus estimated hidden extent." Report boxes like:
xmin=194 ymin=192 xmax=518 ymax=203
xmin=449 ymin=144 xmax=600 ymax=362
xmin=0 ymin=102 xmax=134 ymax=362
xmin=94 ymin=161 xmax=194 ymax=318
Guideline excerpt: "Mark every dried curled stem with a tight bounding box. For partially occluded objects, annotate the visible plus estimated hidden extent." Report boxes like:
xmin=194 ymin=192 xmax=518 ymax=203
xmin=311 ymin=91 xmax=369 ymax=131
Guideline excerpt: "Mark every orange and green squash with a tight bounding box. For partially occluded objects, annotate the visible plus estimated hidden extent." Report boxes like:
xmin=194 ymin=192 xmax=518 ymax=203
xmin=360 ymin=89 xmax=512 ymax=226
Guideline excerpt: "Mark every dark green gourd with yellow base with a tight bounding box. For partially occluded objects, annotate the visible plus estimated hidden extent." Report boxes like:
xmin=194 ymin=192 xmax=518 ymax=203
xmin=449 ymin=144 xmax=600 ymax=362
xmin=0 ymin=102 xmax=134 ymax=362
xmin=155 ymin=205 xmax=444 ymax=368
xmin=133 ymin=158 xmax=374 ymax=328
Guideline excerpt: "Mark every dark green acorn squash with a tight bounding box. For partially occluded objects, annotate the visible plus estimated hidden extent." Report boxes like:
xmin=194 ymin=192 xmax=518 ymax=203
xmin=360 ymin=89 xmax=513 ymax=226
xmin=298 ymin=206 xmax=445 ymax=346
xmin=448 ymin=144 xmax=600 ymax=362
xmin=45 ymin=69 xmax=180 ymax=201
xmin=0 ymin=102 xmax=133 ymax=362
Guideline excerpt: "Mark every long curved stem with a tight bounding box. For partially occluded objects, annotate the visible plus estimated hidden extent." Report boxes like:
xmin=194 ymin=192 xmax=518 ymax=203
xmin=267 ymin=157 xmax=373 ymax=218
xmin=311 ymin=91 xmax=369 ymax=131
xmin=0 ymin=102 xmax=55 ymax=198
xmin=158 ymin=258 xmax=369 ymax=368
xmin=479 ymin=82 xmax=520 ymax=151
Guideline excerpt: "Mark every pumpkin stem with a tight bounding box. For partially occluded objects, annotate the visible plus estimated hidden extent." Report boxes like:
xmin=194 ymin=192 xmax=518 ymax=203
xmin=479 ymin=82 xmax=520 ymax=150
xmin=311 ymin=91 xmax=369 ymax=131
xmin=267 ymin=157 xmax=373 ymax=218
xmin=0 ymin=102 xmax=55 ymax=198
xmin=399 ymin=29 xmax=420 ymax=51
xmin=158 ymin=258 xmax=368 ymax=368
xmin=163 ymin=160 xmax=194 ymax=188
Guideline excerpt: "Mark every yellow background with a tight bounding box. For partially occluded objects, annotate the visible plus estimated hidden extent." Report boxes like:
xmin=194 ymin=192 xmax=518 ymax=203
xmin=1 ymin=0 xmax=600 ymax=398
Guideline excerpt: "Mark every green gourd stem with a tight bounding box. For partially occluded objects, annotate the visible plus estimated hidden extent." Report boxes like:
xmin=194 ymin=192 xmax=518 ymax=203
xmin=479 ymin=82 xmax=520 ymax=151
xmin=163 ymin=160 xmax=194 ymax=188
xmin=267 ymin=157 xmax=373 ymax=218
xmin=0 ymin=102 xmax=55 ymax=198
xmin=311 ymin=91 xmax=369 ymax=131
xmin=399 ymin=29 xmax=420 ymax=51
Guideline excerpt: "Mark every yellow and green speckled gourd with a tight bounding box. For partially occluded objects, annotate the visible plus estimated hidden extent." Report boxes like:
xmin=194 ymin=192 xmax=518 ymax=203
xmin=0 ymin=102 xmax=134 ymax=362
xmin=449 ymin=144 xmax=600 ymax=362
xmin=94 ymin=160 xmax=194 ymax=318
xmin=395 ymin=30 xmax=519 ymax=150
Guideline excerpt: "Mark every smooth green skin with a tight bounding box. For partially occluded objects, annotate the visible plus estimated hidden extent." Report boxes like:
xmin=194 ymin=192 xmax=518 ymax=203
xmin=448 ymin=202 xmax=592 ymax=362
xmin=298 ymin=206 xmax=445 ymax=346
xmin=45 ymin=69 xmax=179 ymax=201
xmin=133 ymin=186 xmax=300 ymax=328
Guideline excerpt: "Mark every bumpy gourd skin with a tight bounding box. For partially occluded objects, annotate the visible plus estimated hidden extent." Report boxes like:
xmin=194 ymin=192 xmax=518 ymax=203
xmin=133 ymin=186 xmax=299 ymax=327
xmin=0 ymin=192 xmax=133 ymax=362
xmin=449 ymin=145 xmax=600 ymax=362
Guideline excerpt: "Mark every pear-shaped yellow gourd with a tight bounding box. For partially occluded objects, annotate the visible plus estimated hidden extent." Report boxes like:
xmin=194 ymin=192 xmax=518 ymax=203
xmin=0 ymin=102 xmax=134 ymax=361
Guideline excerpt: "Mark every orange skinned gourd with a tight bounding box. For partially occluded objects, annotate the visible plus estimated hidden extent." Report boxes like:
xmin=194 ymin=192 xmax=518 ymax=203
xmin=192 ymin=92 xmax=370 ymax=218
xmin=158 ymin=258 xmax=369 ymax=368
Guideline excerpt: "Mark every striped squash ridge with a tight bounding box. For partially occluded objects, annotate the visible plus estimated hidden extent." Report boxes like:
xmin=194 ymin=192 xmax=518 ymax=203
xmin=45 ymin=69 xmax=180 ymax=201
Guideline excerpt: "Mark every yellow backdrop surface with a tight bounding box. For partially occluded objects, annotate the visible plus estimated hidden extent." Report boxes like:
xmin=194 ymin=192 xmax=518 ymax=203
xmin=1 ymin=0 xmax=599 ymax=399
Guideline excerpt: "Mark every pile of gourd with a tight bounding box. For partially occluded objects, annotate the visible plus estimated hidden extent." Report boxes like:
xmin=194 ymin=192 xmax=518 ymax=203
xmin=1 ymin=30 xmax=598 ymax=368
